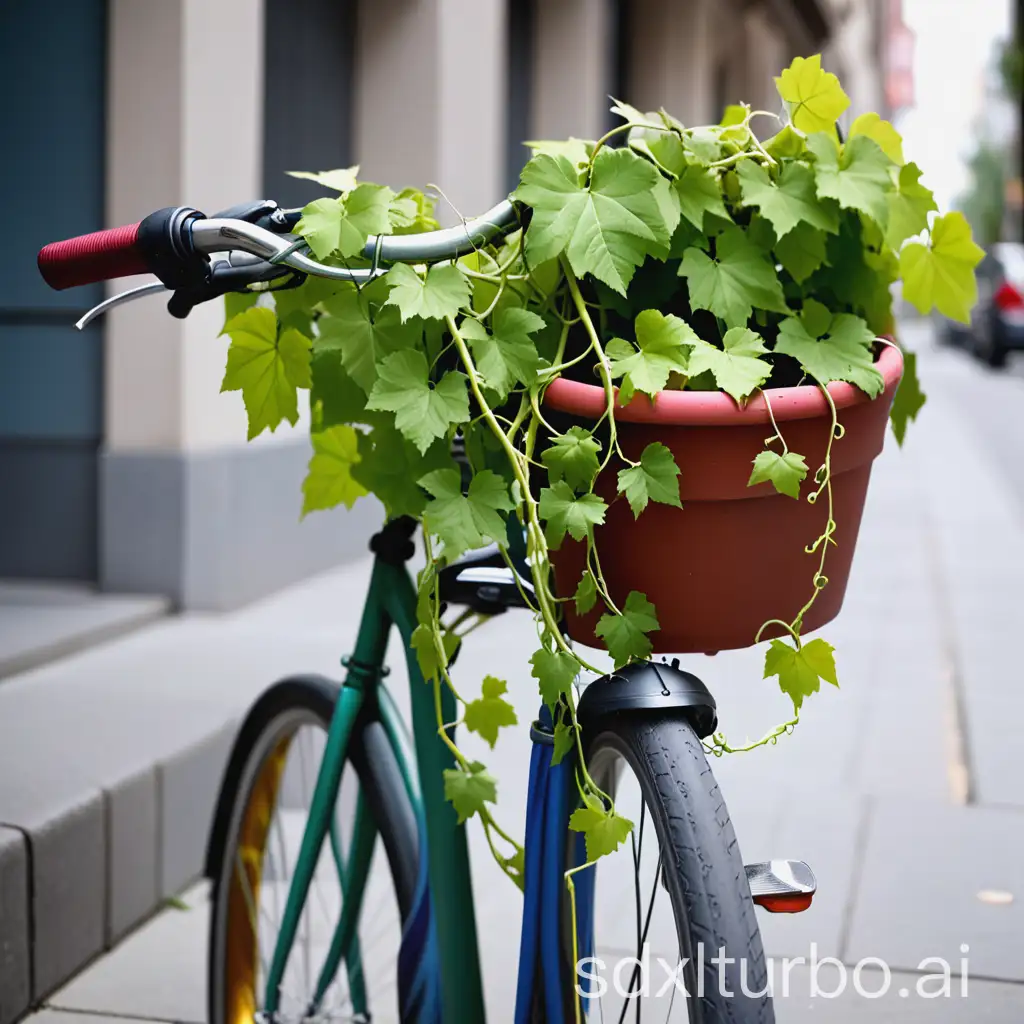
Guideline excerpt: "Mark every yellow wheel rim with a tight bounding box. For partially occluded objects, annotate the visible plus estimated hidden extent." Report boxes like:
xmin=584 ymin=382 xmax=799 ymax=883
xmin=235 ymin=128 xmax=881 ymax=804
xmin=223 ymin=734 xmax=291 ymax=1024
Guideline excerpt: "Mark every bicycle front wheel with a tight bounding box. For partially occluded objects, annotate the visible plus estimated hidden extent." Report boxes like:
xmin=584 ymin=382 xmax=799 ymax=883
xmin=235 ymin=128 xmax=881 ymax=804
xmin=569 ymin=714 xmax=774 ymax=1023
xmin=207 ymin=675 xmax=421 ymax=1024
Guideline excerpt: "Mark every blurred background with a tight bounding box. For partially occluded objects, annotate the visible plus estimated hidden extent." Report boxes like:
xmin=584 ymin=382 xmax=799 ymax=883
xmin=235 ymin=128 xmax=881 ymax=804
xmin=1 ymin=1 xmax=1023 ymax=1023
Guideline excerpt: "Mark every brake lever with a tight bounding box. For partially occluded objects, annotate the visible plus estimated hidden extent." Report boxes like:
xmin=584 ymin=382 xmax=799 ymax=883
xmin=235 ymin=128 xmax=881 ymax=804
xmin=76 ymin=281 xmax=168 ymax=329
xmin=166 ymin=256 xmax=297 ymax=319
xmin=75 ymin=257 xmax=298 ymax=329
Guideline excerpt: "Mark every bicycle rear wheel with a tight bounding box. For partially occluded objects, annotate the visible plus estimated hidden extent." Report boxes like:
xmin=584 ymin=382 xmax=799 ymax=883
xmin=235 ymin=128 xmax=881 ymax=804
xmin=569 ymin=714 xmax=774 ymax=1023
xmin=207 ymin=675 xmax=421 ymax=1024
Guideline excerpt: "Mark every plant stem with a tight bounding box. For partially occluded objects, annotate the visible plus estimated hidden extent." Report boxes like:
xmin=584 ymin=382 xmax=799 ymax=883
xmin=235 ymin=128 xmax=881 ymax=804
xmin=559 ymin=258 xmax=620 ymax=475
xmin=444 ymin=314 xmax=596 ymax=671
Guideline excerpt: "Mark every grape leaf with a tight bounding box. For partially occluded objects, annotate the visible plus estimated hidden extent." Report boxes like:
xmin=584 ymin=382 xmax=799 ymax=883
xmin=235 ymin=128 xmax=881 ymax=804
xmin=889 ymin=348 xmax=926 ymax=446
xmin=674 ymin=166 xmax=730 ymax=231
xmin=525 ymin=137 xmax=594 ymax=175
xmin=681 ymin=227 xmax=789 ymax=329
xmin=351 ymin=426 xmax=452 ymax=518
xmin=899 ymin=211 xmax=983 ymax=325
xmin=541 ymin=426 xmax=602 ymax=490
xmin=683 ymin=327 xmax=772 ymax=404
xmin=607 ymin=310 xmax=697 ymax=396
xmin=800 ymin=298 xmax=834 ymax=340
xmin=775 ymin=314 xmax=884 ymax=396
xmin=573 ymin=570 xmax=598 ymax=615
xmin=849 ymin=112 xmax=904 ymax=165
xmin=461 ymin=307 xmax=545 ymax=399
xmin=295 ymin=183 xmax=393 ymax=259
xmin=311 ymin=352 xmax=375 ymax=429
xmin=221 ymin=307 xmax=311 ymax=439
xmin=817 ymin=219 xmax=898 ymax=334
xmin=765 ymin=125 xmax=807 ymax=160
xmin=885 ymin=163 xmax=937 ymax=249
xmin=609 ymin=97 xmax=662 ymax=128
xmin=737 ymin=160 xmax=839 ymax=239
xmin=634 ymin=128 xmax=687 ymax=180
xmin=569 ymin=805 xmax=634 ymax=861
xmin=503 ymin=848 xmax=526 ymax=891
xmin=411 ymin=622 xmax=459 ymax=683
xmin=316 ymin=280 xmax=416 ymax=392
xmin=617 ymin=442 xmax=682 ymax=517
xmin=683 ymin=127 xmax=722 ymax=164
xmin=514 ymin=148 xmax=669 ymax=295
xmin=539 ymin=481 xmax=608 ymax=548
xmin=294 ymin=198 xmax=346 ymax=259
xmin=272 ymin=275 xmax=349 ymax=337
xmin=420 ymin=467 xmax=514 ymax=558
xmin=551 ymin=719 xmax=576 ymax=766
xmin=648 ymin=176 xmax=683 ymax=257
xmin=385 ymin=262 xmax=471 ymax=322
xmin=595 ymin=591 xmax=660 ymax=668
xmin=365 ymin=350 xmax=469 ymax=453
xmin=763 ymin=637 xmax=838 ymax=712
xmin=775 ymin=54 xmax=850 ymax=133
xmin=301 ymin=425 xmax=367 ymax=516
xmin=388 ymin=187 xmax=439 ymax=233
xmin=464 ymin=676 xmax=518 ymax=748
xmin=748 ymin=449 xmax=808 ymax=499
xmin=443 ymin=761 xmax=497 ymax=823
xmin=775 ymin=222 xmax=829 ymax=283
xmin=286 ymin=167 xmax=359 ymax=193
xmin=807 ymin=133 xmax=892 ymax=229
xmin=530 ymin=646 xmax=580 ymax=707
xmin=223 ymin=290 xmax=258 ymax=328
xmin=721 ymin=103 xmax=748 ymax=127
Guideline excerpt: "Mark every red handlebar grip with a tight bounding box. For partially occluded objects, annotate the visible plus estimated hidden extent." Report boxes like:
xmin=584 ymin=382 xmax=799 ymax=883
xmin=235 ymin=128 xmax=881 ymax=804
xmin=37 ymin=223 xmax=150 ymax=290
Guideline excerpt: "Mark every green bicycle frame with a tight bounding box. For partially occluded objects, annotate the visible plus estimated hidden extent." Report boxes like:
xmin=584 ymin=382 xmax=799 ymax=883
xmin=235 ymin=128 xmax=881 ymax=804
xmin=261 ymin=550 xmax=486 ymax=1023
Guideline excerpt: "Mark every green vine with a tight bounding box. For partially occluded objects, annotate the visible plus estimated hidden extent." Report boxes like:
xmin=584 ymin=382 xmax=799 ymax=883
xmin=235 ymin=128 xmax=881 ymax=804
xmin=218 ymin=55 xmax=983 ymax=876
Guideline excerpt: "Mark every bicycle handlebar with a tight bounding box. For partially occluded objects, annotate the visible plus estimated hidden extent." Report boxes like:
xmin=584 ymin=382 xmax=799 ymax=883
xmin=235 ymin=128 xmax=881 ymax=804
xmin=38 ymin=222 xmax=149 ymax=290
xmin=38 ymin=198 xmax=520 ymax=294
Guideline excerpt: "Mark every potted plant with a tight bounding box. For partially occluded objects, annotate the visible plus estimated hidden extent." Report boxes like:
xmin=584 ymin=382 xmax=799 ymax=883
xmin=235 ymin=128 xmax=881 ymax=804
xmin=220 ymin=54 xmax=981 ymax=869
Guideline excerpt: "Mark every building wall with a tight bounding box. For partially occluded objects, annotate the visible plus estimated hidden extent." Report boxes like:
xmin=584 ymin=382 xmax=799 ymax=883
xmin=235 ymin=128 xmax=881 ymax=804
xmin=0 ymin=0 xmax=107 ymax=582
xmin=824 ymin=0 xmax=889 ymax=124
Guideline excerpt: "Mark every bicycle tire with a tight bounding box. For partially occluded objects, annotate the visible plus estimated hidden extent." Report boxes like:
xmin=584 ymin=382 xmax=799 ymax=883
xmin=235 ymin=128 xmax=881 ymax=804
xmin=570 ymin=712 xmax=774 ymax=1023
xmin=207 ymin=674 xmax=420 ymax=1024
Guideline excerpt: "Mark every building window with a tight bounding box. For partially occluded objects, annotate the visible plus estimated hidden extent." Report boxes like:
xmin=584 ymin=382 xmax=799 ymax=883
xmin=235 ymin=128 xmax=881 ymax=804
xmin=505 ymin=0 xmax=535 ymax=194
xmin=605 ymin=0 xmax=631 ymax=134
xmin=263 ymin=0 xmax=357 ymax=210
xmin=712 ymin=57 xmax=730 ymax=124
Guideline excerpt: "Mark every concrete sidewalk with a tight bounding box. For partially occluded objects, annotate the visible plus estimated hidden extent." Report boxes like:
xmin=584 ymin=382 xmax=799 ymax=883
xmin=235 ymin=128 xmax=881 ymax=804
xmin=3 ymin=319 xmax=1024 ymax=1023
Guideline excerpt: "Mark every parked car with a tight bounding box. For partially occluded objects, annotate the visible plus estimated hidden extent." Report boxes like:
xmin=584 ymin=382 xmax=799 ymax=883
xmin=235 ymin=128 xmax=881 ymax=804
xmin=943 ymin=242 xmax=1024 ymax=368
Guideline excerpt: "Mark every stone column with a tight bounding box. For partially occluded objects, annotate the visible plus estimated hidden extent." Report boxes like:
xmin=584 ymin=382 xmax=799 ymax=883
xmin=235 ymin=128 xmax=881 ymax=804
xmin=103 ymin=0 xmax=377 ymax=609
xmin=355 ymin=0 xmax=507 ymax=223
xmin=531 ymin=0 xmax=616 ymax=142
xmin=625 ymin=0 xmax=717 ymax=126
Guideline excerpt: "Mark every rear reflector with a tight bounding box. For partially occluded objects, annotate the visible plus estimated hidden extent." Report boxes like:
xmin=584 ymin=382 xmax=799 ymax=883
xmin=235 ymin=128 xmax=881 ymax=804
xmin=746 ymin=859 xmax=817 ymax=914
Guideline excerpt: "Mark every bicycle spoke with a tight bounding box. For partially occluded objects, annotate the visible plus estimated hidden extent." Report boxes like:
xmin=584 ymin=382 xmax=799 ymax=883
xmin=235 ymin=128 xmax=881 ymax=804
xmin=617 ymin=799 xmax=648 ymax=1024
xmin=235 ymin=849 xmax=272 ymax=987
xmin=297 ymin=729 xmax=314 ymax=997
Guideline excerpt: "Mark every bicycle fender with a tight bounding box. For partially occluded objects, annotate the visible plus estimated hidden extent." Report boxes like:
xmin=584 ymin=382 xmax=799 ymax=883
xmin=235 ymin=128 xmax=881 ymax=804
xmin=576 ymin=660 xmax=718 ymax=739
xmin=203 ymin=673 xmax=341 ymax=879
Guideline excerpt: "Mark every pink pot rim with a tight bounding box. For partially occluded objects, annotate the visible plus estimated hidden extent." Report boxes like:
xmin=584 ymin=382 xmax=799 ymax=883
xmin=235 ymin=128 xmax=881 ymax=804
xmin=543 ymin=339 xmax=904 ymax=426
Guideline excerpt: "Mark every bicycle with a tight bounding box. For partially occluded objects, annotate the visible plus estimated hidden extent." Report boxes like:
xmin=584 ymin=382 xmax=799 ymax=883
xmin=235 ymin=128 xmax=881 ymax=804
xmin=38 ymin=198 xmax=818 ymax=1023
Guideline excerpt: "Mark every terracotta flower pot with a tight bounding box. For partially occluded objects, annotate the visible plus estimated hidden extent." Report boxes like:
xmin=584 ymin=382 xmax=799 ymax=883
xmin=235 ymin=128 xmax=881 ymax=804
xmin=543 ymin=343 xmax=904 ymax=654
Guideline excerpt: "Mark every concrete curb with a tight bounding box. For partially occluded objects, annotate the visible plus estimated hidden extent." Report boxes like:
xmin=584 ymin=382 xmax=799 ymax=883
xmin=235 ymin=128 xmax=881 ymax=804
xmin=0 ymin=719 xmax=237 ymax=1024
xmin=0 ymin=553 xmax=372 ymax=1024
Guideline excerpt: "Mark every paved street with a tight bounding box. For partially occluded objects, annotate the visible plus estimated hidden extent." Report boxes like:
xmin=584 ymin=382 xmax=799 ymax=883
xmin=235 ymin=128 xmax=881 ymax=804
xmin=11 ymin=317 xmax=1024 ymax=1022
